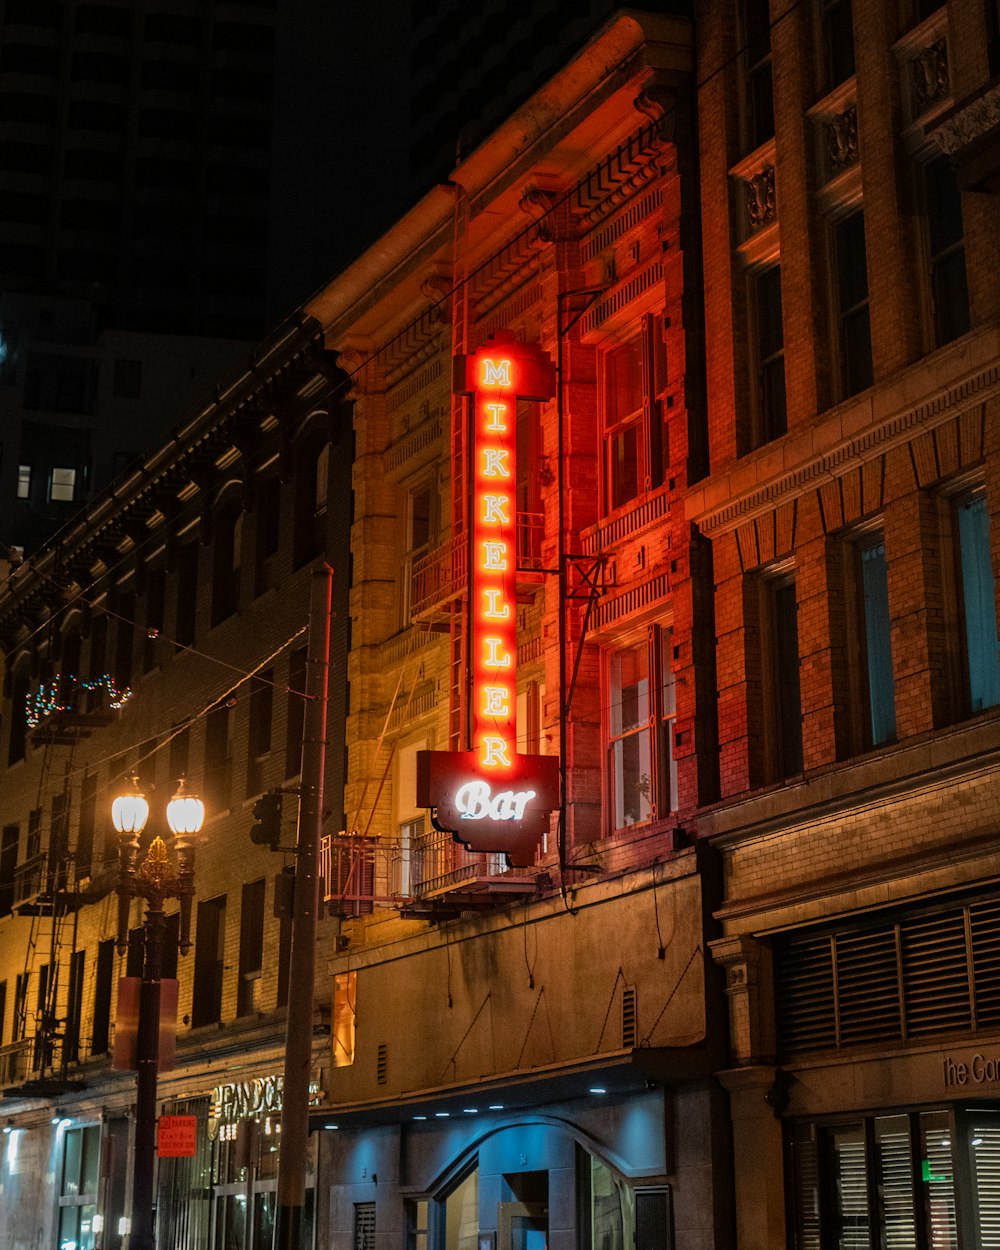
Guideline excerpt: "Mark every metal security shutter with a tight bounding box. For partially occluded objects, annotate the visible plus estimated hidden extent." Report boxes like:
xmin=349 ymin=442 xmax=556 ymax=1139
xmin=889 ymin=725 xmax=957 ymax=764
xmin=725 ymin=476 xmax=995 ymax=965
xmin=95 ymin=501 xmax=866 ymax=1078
xmin=836 ymin=927 xmax=899 ymax=1045
xmin=970 ymin=897 xmax=1000 ymax=1026
xmin=776 ymin=892 xmax=1000 ymax=1058
xmin=635 ymin=1186 xmax=672 ymax=1250
xmin=775 ymin=934 xmax=836 ymax=1053
xmin=900 ymin=909 xmax=971 ymax=1035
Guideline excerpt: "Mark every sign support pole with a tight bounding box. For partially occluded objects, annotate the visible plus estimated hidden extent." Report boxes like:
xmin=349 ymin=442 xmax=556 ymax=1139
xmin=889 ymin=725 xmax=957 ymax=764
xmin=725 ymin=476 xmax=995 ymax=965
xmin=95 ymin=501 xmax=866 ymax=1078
xmin=275 ymin=565 xmax=332 ymax=1250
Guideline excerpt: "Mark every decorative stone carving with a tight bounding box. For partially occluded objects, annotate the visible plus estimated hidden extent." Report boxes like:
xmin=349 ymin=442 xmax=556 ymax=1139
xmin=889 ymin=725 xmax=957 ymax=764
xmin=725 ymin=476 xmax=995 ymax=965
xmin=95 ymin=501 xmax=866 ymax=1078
xmin=827 ymin=104 xmax=858 ymax=170
xmin=419 ymin=271 xmax=451 ymax=304
xmin=518 ymin=187 xmax=557 ymax=245
xmin=912 ymin=38 xmax=949 ymax=112
xmin=634 ymin=85 xmax=677 ymax=144
xmin=745 ymin=166 xmax=776 ymax=232
xmin=927 ymin=80 xmax=1000 ymax=155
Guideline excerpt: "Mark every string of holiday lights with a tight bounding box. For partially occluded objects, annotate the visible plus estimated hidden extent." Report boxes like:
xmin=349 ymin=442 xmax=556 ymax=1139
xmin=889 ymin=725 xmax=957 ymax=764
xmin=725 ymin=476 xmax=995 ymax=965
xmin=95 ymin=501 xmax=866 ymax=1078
xmin=25 ymin=673 xmax=132 ymax=729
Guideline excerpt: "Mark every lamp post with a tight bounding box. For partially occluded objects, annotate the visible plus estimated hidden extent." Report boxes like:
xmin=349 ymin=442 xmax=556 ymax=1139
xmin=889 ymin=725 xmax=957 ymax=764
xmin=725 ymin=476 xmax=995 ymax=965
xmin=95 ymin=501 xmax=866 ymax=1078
xmin=114 ymin=774 xmax=205 ymax=1250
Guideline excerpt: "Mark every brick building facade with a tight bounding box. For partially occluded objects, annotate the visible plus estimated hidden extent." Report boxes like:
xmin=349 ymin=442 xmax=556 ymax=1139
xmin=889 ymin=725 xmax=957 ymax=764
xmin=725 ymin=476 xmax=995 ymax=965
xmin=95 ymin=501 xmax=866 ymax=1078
xmin=693 ymin=0 xmax=1000 ymax=1246
xmin=2 ymin=2 xmax=999 ymax=1249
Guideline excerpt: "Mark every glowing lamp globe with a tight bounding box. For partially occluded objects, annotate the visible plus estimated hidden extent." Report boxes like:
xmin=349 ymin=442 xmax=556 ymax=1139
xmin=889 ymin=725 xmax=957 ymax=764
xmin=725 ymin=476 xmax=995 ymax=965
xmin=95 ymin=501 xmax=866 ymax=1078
xmin=111 ymin=778 xmax=149 ymax=835
xmin=166 ymin=779 xmax=205 ymax=837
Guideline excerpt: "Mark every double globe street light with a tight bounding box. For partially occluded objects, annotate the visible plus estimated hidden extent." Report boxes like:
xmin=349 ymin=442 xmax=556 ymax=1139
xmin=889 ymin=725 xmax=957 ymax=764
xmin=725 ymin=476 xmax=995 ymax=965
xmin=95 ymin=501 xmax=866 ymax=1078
xmin=112 ymin=774 xmax=205 ymax=1250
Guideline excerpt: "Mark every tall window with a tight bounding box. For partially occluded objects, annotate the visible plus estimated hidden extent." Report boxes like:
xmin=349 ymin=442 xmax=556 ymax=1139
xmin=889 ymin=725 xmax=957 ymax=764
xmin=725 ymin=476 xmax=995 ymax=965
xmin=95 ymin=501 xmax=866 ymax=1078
xmin=246 ymin=669 xmax=273 ymax=796
xmin=192 ymin=894 xmax=226 ymax=1028
xmin=742 ymin=0 xmax=775 ymax=151
xmin=211 ymin=495 xmax=243 ymax=625
xmin=204 ymin=700 xmax=233 ymax=809
xmin=254 ymin=473 xmax=281 ymax=596
xmin=65 ymin=950 xmax=85 ymax=1065
xmin=175 ymin=540 xmax=199 ymax=648
xmin=7 ymin=664 xmax=30 ymax=763
xmin=91 ymin=938 xmax=115 ymax=1055
xmin=77 ymin=771 xmax=97 ymax=877
xmin=401 ymin=479 xmax=433 ymax=625
xmin=834 ymin=210 xmax=873 ymax=398
xmin=751 ymin=264 xmax=787 ymax=446
xmin=57 ymin=1124 xmax=101 ymax=1250
xmin=752 ymin=574 xmax=803 ymax=781
xmin=601 ymin=315 xmax=665 ymax=513
xmin=516 ymin=400 xmax=543 ymax=564
xmin=0 ymin=824 xmax=18 ymax=917
xmin=924 ymin=157 xmax=970 ymax=347
xmin=237 ymin=879 xmax=265 ymax=1016
xmin=285 ymin=647 xmax=307 ymax=779
xmin=607 ymin=626 xmax=676 ymax=832
xmin=293 ymin=437 xmax=329 ymax=569
xmin=114 ymin=589 xmax=135 ymax=687
xmin=820 ymin=0 xmax=855 ymax=91
xmin=955 ymin=492 xmax=1000 ymax=713
xmin=142 ymin=567 xmax=165 ymax=672
xmin=857 ymin=535 xmax=896 ymax=746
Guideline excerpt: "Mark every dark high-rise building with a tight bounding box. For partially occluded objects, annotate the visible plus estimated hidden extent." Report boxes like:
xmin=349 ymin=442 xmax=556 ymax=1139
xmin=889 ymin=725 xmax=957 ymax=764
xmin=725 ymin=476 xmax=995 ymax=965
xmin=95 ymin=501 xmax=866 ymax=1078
xmin=0 ymin=0 xmax=275 ymax=338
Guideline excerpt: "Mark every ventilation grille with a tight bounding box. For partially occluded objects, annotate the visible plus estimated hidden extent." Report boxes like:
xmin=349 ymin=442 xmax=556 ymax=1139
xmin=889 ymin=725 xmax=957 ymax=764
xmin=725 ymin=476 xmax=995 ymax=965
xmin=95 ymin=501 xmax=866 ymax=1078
xmin=376 ymin=1042 xmax=387 ymax=1085
xmin=353 ymin=1202 xmax=376 ymax=1250
xmin=635 ymin=1186 xmax=672 ymax=1250
xmin=579 ymin=258 xmax=663 ymax=338
xmin=622 ymin=986 xmax=637 ymax=1049
xmin=580 ymin=186 xmax=664 ymax=262
xmin=775 ymin=894 xmax=1000 ymax=1056
xmin=593 ymin=569 xmax=669 ymax=631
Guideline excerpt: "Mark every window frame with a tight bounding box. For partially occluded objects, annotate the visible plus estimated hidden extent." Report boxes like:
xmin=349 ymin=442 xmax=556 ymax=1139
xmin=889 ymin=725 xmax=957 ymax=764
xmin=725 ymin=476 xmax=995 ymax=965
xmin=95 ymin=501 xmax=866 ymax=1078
xmin=598 ymin=314 xmax=666 ymax=517
xmin=748 ymin=262 xmax=787 ymax=448
xmin=830 ymin=207 xmax=873 ymax=400
xmin=605 ymin=624 xmax=677 ymax=835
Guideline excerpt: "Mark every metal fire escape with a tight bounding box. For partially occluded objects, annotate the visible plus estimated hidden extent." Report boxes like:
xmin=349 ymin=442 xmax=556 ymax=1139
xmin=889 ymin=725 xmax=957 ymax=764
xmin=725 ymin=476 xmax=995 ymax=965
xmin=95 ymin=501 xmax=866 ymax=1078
xmin=1 ymin=676 xmax=121 ymax=1097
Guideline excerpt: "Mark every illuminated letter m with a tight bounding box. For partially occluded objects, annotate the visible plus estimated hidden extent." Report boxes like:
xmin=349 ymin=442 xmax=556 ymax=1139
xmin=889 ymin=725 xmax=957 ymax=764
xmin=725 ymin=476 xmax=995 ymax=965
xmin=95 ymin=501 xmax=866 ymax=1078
xmin=481 ymin=359 xmax=511 ymax=387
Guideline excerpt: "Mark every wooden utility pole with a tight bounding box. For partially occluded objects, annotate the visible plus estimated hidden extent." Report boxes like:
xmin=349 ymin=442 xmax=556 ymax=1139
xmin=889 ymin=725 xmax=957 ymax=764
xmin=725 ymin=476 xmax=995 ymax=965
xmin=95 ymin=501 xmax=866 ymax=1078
xmin=275 ymin=565 xmax=332 ymax=1250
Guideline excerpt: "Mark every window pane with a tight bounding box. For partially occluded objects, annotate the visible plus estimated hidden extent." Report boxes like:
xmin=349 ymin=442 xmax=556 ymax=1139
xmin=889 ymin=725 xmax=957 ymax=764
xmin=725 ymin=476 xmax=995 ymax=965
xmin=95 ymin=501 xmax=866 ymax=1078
xmin=860 ymin=539 xmax=895 ymax=744
xmin=62 ymin=1128 xmax=83 ymax=1195
xmin=829 ymin=1123 xmax=870 ymax=1248
xmin=609 ymin=422 xmax=639 ymax=510
xmin=17 ymin=465 xmax=30 ymax=498
xmin=612 ymin=730 xmax=652 ymax=829
xmin=969 ymin=1109 xmax=1000 ymax=1246
xmin=919 ymin=1111 xmax=958 ymax=1249
xmin=444 ymin=1170 xmax=478 ymax=1250
xmin=611 ymin=647 xmax=649 ymax=735
xmin=607 ymin=339 xmax=642 ymax=419
xmin=50 ymin=466 xmax=77 ymax=502
xmin=957 ymin=495 xmax=1000 ymax=711
xmin=772 ymin=582 xmax=803 ymax=776
xmin=874 ymin=1115 xmax=916 ymax=1249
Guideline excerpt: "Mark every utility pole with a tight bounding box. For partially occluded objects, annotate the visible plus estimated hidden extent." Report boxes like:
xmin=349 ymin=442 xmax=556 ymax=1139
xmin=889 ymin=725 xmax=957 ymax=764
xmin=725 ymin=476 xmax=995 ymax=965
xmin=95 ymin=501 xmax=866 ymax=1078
xmin=275 ymin=565 xmax=332 ymax=1250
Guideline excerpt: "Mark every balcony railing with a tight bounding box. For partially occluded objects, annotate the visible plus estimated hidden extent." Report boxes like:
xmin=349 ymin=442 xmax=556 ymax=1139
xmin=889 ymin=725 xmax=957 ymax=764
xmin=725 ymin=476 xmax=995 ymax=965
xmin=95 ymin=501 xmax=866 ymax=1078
xmin=13 ymin=852 xmax=47 ymax=907
xmin=411 ymin=533 xmax=466 ymax=621
xmin=0 ymin=1039 xmax=32 ymax=1090
xmin=410 ymin=513 xmax=547 ymax=621
xmin=321 ymin=830 xmax=536 ymax=913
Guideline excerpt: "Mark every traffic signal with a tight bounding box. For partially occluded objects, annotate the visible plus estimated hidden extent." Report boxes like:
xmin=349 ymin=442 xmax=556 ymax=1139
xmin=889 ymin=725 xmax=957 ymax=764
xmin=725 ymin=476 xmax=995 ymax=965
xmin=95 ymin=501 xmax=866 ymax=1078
xmin=250 ymin=790 xmax=283 ymax=847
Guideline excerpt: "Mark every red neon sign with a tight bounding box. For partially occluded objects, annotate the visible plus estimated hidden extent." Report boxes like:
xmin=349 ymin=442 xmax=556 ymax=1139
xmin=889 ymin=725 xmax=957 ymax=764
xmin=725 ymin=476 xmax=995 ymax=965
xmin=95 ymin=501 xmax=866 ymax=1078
xmin=417 ymin=334 xmax=558 ymax=865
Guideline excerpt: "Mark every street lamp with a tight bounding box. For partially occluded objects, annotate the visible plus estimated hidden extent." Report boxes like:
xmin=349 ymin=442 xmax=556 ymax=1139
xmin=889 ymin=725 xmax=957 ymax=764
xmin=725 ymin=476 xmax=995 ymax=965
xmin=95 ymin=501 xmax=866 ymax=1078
xmin=114 ymin=774 xmax=204 ymax=1250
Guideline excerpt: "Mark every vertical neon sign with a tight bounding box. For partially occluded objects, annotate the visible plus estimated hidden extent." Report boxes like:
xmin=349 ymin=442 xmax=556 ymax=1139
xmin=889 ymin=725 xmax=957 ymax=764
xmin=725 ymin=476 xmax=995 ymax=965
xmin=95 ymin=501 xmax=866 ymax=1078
xmin=418 ymin=333 xmax=558 ymax=865
xmin=473 ymin=351 xmax=517 ymax=773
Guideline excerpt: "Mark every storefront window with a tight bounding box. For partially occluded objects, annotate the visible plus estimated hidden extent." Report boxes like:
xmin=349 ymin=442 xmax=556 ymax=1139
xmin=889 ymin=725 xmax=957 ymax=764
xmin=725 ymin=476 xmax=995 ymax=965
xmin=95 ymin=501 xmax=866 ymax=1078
xmin=444 ymin=1168 xmax=478 ymax=1250
xmin=157 ymin=1097 xmax=212 ymax=1250
xmin=57 ymin=1124 xmax=100 ymax=1250
xmin=790 ymin=1112 xmax=960 ymax=1250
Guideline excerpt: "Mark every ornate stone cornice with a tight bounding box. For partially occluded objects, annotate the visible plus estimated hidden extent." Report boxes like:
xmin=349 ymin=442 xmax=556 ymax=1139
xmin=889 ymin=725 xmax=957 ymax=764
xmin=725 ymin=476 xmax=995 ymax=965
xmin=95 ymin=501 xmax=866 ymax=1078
xmin=926 ymin=80 xmax=1000 ymax=155
xmin=690 ymin=330 xmax=1000 ymax=538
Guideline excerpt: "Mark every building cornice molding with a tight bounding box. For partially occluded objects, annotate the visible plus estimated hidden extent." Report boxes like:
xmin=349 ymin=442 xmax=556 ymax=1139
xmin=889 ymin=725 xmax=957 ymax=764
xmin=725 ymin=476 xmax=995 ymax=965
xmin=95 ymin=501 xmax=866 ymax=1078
xmin=688 ymin=325 xmax=1000 ymax=537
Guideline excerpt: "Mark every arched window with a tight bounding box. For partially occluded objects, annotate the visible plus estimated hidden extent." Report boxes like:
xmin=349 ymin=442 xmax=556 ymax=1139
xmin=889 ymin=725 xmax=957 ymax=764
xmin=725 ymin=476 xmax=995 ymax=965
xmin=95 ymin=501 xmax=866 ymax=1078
xmin=211 ymin=488 xmax=244 ymax=625
xmin=293 ymin=428 xmax=329 ymax=569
